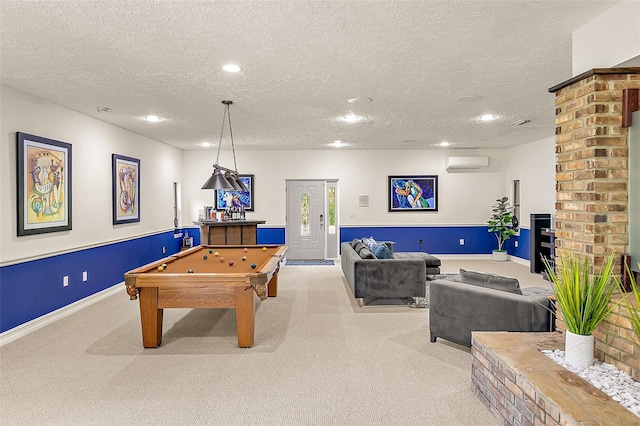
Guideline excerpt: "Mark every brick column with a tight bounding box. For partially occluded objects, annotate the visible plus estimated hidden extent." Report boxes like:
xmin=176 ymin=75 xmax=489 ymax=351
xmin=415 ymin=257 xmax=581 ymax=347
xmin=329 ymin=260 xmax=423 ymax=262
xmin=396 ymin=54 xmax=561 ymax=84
xmin=549 ymin=68 xmax=640 ymax=272
xmin=549 ymin=68 xmax=640 ymax=375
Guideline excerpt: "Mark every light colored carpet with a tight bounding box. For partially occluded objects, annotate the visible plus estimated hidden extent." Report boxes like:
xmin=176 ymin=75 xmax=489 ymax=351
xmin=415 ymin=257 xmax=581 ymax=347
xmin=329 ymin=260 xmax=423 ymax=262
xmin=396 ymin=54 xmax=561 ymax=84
xmin=0 ymin=260 xmax=510 ymax=425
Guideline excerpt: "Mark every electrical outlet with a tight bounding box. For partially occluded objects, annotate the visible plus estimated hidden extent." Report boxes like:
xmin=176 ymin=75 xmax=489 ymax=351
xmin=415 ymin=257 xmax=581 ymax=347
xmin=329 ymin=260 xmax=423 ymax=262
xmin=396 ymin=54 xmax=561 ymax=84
xmin=460 ymin=239 xmax=465 ymax=245
xmin=63 ymin=276 xmax=69 ymax=287
xmin=515 ymin=241 xmax=519 ymax=248
xmin=162 ymin=246 xmax=167 ymax=254
xmin=82 ymin=271 xmax=88 ymax=282
xmin=418 ymin=239 xmax=423 ymax=245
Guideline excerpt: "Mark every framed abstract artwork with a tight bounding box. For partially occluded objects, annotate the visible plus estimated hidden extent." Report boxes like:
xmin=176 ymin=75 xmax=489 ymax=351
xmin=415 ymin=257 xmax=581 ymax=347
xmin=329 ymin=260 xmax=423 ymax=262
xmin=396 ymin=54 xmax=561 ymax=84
xmin=388 ymin=175 xmax=438 ymax=212
xmin=216 ymin=174 xmax=254 ymax=211
xmin=112 ymin=154 xmax=140 ymax=224
xmin=17 ymin=132 xmax=72 ymax=236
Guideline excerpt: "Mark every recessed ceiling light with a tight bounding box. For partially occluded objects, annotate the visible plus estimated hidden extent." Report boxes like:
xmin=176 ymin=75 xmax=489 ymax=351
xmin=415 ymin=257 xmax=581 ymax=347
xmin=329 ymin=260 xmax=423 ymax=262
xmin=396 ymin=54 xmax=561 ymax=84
xmin=329 ymin=140 xmax=349 ymax=147
xmin=222 ymin=64 xmax=242 ymax=73
xmin=479 ymin=114 xmax=498 ymax=122
xmin=96 ymin=106 xmax=111 ymax=113
xmin=200 ymin=142 xmax=212 ymax=148
xmin=339 ymin=113 xmax=364 ymax=123
xmin=439 ymin=141 xmax=451 ymax=147
xmin=142 ymin=115 xmax=164 ymax=123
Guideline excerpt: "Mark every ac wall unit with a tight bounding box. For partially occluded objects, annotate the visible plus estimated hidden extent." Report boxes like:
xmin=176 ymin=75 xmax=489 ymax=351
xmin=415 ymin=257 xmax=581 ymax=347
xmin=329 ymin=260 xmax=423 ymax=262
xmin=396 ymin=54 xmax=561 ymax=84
xmin=446 ymin=156 xmax=489 ymax=170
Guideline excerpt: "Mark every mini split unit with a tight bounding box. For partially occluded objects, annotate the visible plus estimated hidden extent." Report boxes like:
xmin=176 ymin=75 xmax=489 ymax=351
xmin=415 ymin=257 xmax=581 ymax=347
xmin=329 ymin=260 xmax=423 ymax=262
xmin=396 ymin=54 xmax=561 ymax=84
xmin=445 ymin=156 xmax=489 ymax=170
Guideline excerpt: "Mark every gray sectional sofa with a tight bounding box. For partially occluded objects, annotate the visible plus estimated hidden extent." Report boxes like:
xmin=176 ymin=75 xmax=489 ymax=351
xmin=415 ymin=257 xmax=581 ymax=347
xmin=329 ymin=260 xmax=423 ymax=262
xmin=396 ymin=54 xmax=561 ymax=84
xmin=340 ymin=239 xmax=441 ymax=305
xmin=428 ymin=269 xmax=553 ymax=347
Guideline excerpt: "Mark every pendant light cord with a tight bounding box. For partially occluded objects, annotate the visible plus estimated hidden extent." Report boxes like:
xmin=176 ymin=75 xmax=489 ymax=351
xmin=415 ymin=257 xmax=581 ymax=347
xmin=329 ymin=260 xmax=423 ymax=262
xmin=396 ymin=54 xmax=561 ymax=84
xmin=214 ymin=101 xmax=239 ymax=173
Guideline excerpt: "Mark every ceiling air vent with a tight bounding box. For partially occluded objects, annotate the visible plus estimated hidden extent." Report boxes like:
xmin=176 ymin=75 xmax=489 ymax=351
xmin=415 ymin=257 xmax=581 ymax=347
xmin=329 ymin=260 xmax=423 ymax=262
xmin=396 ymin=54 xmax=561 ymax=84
xmin=446 ymin=156 xmax=489 ymax=170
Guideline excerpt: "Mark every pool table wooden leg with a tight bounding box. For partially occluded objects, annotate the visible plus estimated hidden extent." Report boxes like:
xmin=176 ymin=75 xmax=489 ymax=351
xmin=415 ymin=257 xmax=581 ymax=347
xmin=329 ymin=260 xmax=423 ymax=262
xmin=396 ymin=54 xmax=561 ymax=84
xmin=235 ymin=285 xmax=255 ymax=348
xmin=267 ymin=273 xmax=278 ymax=297
xmin=139 ymin=287 xmax=163 ymax=348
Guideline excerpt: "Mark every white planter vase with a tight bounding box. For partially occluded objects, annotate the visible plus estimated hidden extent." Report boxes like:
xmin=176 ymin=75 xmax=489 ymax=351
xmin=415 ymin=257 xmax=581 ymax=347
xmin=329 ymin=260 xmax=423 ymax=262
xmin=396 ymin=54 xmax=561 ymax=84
xmin=492 ymin=250 xmax=508 ymax=262
xmin=565 ymin=330 xmax=594 ymax=370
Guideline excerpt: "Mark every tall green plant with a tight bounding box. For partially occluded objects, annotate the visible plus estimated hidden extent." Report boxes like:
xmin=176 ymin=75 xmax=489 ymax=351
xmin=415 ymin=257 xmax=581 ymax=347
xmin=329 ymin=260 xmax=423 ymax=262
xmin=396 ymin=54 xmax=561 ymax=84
xmin=487 ymin=197 xmax=516 ymax=252
xmin=618 ymin=263 xmax=640 ymax=341
xmin=542 ymin=253 xmax=619 ymax=336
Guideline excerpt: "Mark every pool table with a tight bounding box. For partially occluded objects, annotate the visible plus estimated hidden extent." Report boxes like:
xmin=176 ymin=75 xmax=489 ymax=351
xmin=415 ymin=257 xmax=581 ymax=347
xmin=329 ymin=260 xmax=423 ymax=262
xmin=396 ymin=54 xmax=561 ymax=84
xmin=124 ymin=244 xmax=287 ymax=348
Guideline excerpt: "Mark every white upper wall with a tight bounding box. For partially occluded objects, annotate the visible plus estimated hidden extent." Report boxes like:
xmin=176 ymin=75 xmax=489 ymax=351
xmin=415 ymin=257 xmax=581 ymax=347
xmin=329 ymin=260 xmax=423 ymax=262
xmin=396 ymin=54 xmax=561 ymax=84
xmin=0 ymin=85 xmax=183 ymax=264
xmin=572 ymin=0 xmax=640 ymax=74
xmin=505 ymin=136 xmax=557 ymax=228
xmin=182 ymin=148 xmax=511 ymax=228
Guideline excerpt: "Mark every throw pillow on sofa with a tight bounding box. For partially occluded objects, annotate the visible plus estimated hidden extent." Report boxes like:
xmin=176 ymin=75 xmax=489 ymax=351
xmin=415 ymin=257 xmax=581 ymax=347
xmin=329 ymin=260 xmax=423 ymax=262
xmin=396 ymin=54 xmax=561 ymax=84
xmin=459 ymin=269 xmax=522 ymax=295
xmin=353 ymin=241 xmax=367 ymax=253
xmin=370 ymin=243 xmax=393 ymax=259
xmin=358 ymin=247 xmax=376 ymax=259
xmin=362 ymin=236 xmax=377 ymax=249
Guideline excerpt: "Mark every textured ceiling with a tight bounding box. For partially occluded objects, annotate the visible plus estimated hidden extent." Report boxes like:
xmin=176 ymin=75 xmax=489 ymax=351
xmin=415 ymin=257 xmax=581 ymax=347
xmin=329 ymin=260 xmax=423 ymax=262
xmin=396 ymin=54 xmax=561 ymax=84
xmin=0 ymin=0 xmax=620 ymax=150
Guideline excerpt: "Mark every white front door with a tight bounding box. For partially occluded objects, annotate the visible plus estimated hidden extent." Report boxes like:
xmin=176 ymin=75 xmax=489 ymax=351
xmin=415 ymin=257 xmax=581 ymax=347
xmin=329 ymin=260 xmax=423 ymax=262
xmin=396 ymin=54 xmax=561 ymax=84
xmin=286 ymin=180 xmax=325 ymax=259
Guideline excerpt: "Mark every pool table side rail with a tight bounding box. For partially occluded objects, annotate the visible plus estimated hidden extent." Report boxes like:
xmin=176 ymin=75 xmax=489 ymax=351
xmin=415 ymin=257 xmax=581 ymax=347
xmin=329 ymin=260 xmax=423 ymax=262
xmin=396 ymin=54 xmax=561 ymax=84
xmin=124 ymin=245 xmax=287 ymax=301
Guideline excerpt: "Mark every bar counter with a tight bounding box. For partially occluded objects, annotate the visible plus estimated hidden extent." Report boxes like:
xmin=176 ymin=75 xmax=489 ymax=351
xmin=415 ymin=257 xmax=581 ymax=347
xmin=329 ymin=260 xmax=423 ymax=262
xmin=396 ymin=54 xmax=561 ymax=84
xmin=194 ymin=220 xmax=266 ymax=245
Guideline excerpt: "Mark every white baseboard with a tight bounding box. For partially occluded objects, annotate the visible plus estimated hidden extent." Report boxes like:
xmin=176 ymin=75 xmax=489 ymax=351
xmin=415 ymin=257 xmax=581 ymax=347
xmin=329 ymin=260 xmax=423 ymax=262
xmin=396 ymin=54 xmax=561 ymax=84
xmin=435 ymin=254 xmax=494 ymax=260
xmin=436 ymin=253 xmax=530 ymax=268
xmin=0 ymin=283 xmax=123 ymax=347
xmin=510 ymin=256 xmax=531 ymax=267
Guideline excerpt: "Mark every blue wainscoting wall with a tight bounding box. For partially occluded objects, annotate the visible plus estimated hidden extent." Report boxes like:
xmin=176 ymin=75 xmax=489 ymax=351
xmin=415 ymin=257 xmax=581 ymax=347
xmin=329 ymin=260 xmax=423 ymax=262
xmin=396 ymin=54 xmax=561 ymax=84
xmin=257 ymin=227 xmax=286 ymax=245
xmin=254 ymin=225 xmax=530 ymax=259
xmin=1 ymin=224 xmax=529 ymax=334
xmin=340 ymin=225 xmax=530 ymax=259
xmin=0 ymin=228 xmax=200 ymax=333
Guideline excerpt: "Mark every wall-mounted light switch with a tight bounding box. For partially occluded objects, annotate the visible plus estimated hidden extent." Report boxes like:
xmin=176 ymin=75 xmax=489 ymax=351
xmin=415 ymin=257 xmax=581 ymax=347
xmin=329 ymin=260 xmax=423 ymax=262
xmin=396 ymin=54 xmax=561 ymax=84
xmin=82 ymin=271 xmax=88 ymax=282
xmin=63 ymin=276 xmax=69 ymax=287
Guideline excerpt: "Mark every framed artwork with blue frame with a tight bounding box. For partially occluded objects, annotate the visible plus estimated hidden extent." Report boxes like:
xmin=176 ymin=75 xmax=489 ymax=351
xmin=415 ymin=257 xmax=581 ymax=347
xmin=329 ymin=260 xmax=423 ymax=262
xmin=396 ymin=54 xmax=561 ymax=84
xmin=216 ymin=174 xmax=254 ymax=211
xmin=388 ymin=175 xmax=438 ymax=212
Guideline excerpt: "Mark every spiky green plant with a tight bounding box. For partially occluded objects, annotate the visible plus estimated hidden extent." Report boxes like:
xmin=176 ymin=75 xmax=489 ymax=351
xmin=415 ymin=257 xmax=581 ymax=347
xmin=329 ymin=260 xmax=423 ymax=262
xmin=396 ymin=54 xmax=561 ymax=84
xmin=542 ymin=253 xmax=619 ymax=336
xmin=618 ymin=263 xmax=640 ymax=342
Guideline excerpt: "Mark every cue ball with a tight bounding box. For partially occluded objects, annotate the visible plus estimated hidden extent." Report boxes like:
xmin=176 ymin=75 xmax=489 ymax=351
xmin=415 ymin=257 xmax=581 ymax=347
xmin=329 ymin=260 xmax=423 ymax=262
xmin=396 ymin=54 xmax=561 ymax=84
xmin=262 ymin=247 xmax=267 ymax=251
xmin=203 ymin=255 xmax=208 ymax=260
xmin=209 ymin=249 xmax=213 ymax=254
xmin=242 ymin=256 xmax=247 ymax=261
xmin=243 ymin=248 xmax=248 ymax=253
xmin=188 ymin=269 xmax=194 ymax=273
xmin=214 ymin=251 xmax=220 ymax=257
xmin=250 ymin=263 xmax=257 ymax=269
xmin=228 ymin=261 xmax=234 ymax=266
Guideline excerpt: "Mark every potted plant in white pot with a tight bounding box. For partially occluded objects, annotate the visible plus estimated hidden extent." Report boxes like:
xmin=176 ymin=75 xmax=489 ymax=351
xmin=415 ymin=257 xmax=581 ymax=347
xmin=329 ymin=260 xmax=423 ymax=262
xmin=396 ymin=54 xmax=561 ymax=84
xmin=543 ymin=253 xmax=620 ymax=370
xmin=487 ymin=197 xmax=516 ymax=261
